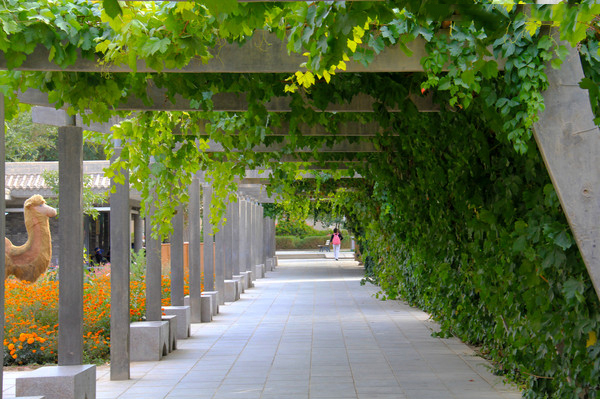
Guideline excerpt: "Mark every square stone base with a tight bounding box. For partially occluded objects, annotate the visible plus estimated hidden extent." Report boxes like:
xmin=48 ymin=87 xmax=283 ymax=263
xmin=200 ymin=294 xmax=213 ymax=322
xmin=240 ymin=271 xmax=253 ymax=288
xmin=161 ymin=314 xmax=177 ymax=352
xmin=202 ymin=291 xmax=219 ymax=315
xmin=224 ymin=280 xmax=240 ymax=302
xmin=162 ymin=306 xmax=191 ymax=339
xmin=253 ymin=264 xmax=265 ymax=279
xmin=16 ymin=364 xmax=96 ymax=399
xmin=233 ymin=274 xmax=246 ymax=293
xmin=130 ymin=321 xmax=169 ymax=361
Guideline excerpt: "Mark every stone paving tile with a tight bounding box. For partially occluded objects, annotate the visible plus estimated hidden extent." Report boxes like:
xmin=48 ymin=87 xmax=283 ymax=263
xmin=1 ymin=256 xmax=523 ymax=399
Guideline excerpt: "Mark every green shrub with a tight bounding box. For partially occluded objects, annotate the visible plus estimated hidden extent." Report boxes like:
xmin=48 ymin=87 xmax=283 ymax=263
xmin=276 ymin=219 xmax=322 ymax=237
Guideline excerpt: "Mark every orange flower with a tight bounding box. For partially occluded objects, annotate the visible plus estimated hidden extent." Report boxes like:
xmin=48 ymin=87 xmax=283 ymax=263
xmin=27 ymin=338 xmax=35 ymax=345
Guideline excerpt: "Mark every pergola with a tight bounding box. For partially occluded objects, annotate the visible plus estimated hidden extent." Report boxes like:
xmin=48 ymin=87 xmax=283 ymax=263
xmin=1 ymin=2 xmax=599 ymax=398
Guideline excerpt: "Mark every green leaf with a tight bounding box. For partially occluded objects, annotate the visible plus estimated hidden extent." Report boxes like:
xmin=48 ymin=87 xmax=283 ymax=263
xmin=103 ymin=0 xmax=123 ymax=19
xmin=203 ymin=0 xmax=238 ymax=16
xmin=562 ymin=278 xmax=585 ymax=303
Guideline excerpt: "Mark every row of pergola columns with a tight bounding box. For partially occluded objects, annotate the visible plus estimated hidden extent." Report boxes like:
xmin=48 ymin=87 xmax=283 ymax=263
xmin=0 ymin=125 xmax=277 ymax=394
xmin=108 ymin=162 xmax=276 ymax=380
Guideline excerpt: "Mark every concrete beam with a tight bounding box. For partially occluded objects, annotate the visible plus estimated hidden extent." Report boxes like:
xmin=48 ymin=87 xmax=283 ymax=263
xmin=0 ymin=33 xmax=461 ymax=74
xmin=204 ymin=139 xmax=379 ymax=153
xmin=32 ymin=106 xmax=388 ymax=136
xmin=532 ymin=40 xmax=600 ymax=300
xmin=20 ymin=89 xmax=425 ymax=113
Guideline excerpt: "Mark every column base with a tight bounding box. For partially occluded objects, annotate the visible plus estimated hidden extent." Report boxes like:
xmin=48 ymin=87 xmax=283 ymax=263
xmin=224 ymin=280 xmax=240 ymax=302
xmin=252 ymin=264 xmax=265 ymax=279
xmin=232 ymin=274 xmax=245 ymax=293
xmin=130 ymin=321 xmax=169 ymax=361
xmin=15 ymin=364 xmax=96 ymax=399
xmin=239 ymin=271 xmax=253 ymax=288
xmin=202 ymin=291 xmax=219 ymax=315
xmin=200 ymin=294 xmax=213 ymax=322
xmin=161 ymin=314 xmax=177 ymax=352
xmin=162 ymin=306 xmax=191 ymax=339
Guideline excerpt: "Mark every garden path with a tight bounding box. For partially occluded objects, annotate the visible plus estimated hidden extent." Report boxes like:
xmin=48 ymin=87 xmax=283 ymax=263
xmin=3 ymin=254 xmax=522 ymax=399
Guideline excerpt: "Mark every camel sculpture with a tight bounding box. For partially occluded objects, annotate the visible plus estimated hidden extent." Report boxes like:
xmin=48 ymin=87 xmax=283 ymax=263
xmin=5 ymin=195 xmax=57 ymax=283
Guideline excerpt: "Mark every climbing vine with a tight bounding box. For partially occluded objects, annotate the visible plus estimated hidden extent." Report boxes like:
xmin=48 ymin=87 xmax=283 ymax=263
xmin=1 ymin=2 xmax=600 ymax=397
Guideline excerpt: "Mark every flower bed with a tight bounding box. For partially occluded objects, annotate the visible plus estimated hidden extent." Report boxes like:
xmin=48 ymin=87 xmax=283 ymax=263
xmin=4 ymin=267 xmax=190 ymax=366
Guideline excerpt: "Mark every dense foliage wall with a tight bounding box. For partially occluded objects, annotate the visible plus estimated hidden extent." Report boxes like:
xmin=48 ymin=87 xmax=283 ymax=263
xmin=337 ymin=107 xmax=600 ymax=398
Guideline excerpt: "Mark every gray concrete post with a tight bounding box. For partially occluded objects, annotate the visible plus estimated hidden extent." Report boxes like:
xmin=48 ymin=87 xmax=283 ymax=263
xmin=224 ymin=200 xmax=233 ymax=280
xmin=188 ymin=178 xmax=202 ymax=322
xmin=254 ymin=202 xmax=260 ymax=267
xmin=244 ymin=199 xmax=250 ymax=272
xmin=133 ymin=213 xmax=143 ymax=252
xmin=0 ymin=94 xmax=5 ymax=391
xmin=532 ymin=38 xmax=600 ymax=299
xmin=109 ymin=142 xmax=130 ymax=380
xmin=202 ymin=184 xmax=215 ymax=291
xmin=215 ymin=215 xmax=225 ymax=305
xmin=271 ymin=217 xmax=277 ymax=257
xmin=145 ymin=193 xmax=162 ymax=322
xmin=170 ymin=205 xmax=185 ymax=306
xmin=237 ymin=198 xmax=244 ymax=275
xmin=259 ymin=205 xmax=265 ymax=266
xmin=249 ymin=201 xmax=255 ymax=269
xmin=58 ymin=123 xmax=84 ymax=365
xmin=263 ymin=216 xmax=270 ymax=267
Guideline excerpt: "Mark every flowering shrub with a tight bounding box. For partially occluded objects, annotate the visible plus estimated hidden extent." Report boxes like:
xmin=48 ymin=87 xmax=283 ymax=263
xmin=4 ymin=267 xmax=190 ymax=366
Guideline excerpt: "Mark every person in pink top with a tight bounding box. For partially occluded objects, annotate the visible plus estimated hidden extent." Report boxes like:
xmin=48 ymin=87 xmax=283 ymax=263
xmin=330 ymin=228 xmax=343 ymax=261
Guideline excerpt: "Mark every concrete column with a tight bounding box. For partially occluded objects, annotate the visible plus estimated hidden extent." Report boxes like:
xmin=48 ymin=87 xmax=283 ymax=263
xmin=170 ymin=205 xmax=185 ymax=306
xmin=224 ymin=200 xmax=233 ymax=280
xmin=259 ymin=205 xmax=265 ymax=266
xmin=263 ymin=216 xmax=270 ymax=267
xmin=271 ymin=217 xmax=277 ymax=257
xmin=248 ymin=201 xmax=255 ymax=270
xmin=271 ymin=219 xmax=277 ymax=258
xmin=231 ymin=197 xmax=240 ymax=276
xmin=254 ymin=202 xmax=260 ymax=267
xmin=133 ymin=212 xmax=143 ymax=252
xmin=188 ymin=178 xmax=202 ymax=322
xmin=109 ymin=142 xmax=130 ymax=380
xmin=0 ymin=94 xmax=5 ymax=392
xmin=145 ymin=191 xmax=162 ymax=322
xmin=215 ymin=216 xmax=225 ymax=305
xmin=532 ymin=38 xmax=600 ymax=300
xmin=238 ymin=198 xmax=246 ymax=275
xmin=58 ymin=123 xmax=84 ymax=365
xmin=202 ymin=184 xmax=215 ymax=291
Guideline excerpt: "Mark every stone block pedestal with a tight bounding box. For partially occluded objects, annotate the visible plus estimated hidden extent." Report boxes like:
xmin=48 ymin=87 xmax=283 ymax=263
xmin=16 ymin=364 xmax=96 ymax=399
xmin=253 ymin=264 xmax=265 ymax=279
xmin=162 ymin=314 xmax=177 ymax=352
xmin=203 ymin=291 xmax=219 ymax=315
xmin=240 ymin=271 xmax=253 ymax=288
xmin=130 ymin=321 xmax=169 ymax=361
xmin=162 ymin=306 xmax=191 ymax=339
xmin=232 ymin=274 xmax=245 ymax=293
xmin=200 ymin=294 xmax=213 ymax=322
xmin=224 ymin=280 xmax=240 ymax=302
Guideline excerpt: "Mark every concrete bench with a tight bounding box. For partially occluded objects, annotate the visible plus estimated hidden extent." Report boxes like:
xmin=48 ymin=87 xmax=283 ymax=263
xmin=162 ymin=306 xmax=191 ymax=339
xmin=318 ymin=240 xmax=330 ymax=252
xmin=130 ymin=321 xmax=169 ymax=361
xmin=16 ymin=364 xmax=95 ymax=399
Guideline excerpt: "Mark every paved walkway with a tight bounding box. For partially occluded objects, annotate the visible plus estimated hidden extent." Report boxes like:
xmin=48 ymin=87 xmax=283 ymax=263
xmin=4 ymin=256 xmax=521 ymax=399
